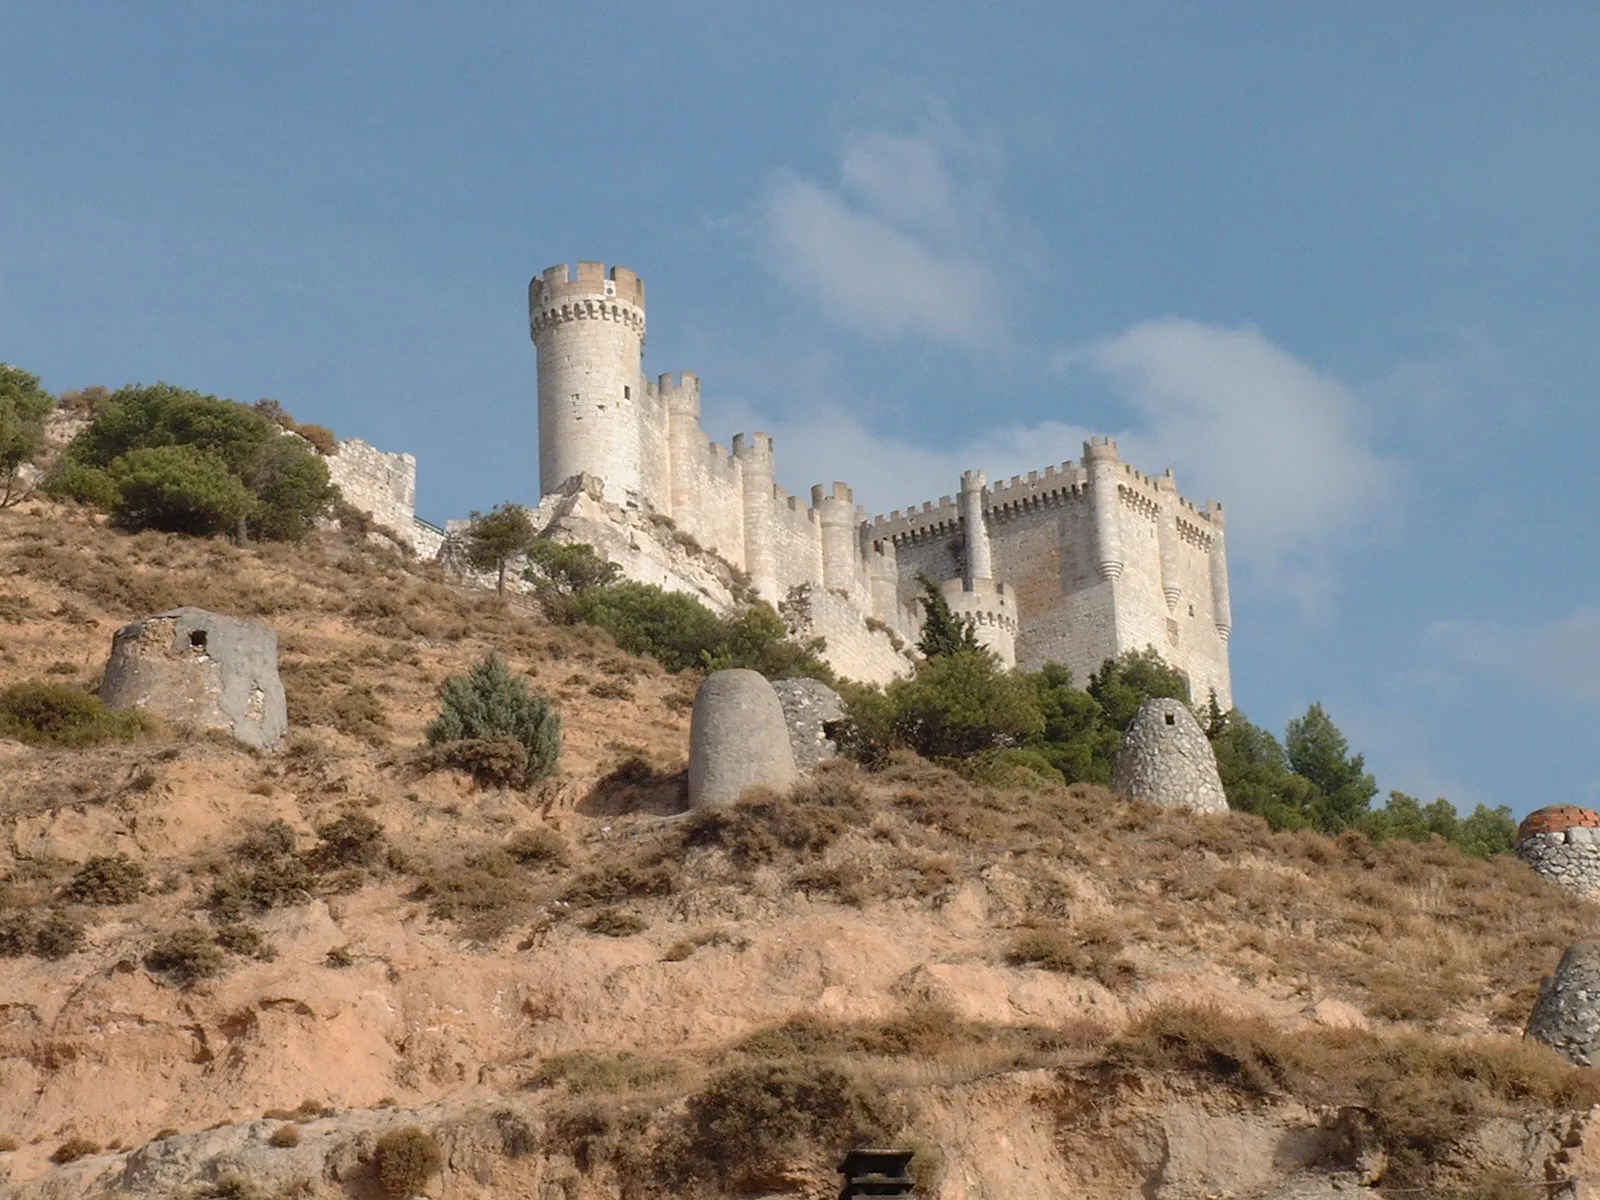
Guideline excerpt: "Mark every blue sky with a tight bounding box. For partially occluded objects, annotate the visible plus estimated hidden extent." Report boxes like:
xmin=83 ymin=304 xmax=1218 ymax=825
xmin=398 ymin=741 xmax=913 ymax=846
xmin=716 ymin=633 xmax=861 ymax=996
xmin=3 ymin=3 xmax=1596 ymax=818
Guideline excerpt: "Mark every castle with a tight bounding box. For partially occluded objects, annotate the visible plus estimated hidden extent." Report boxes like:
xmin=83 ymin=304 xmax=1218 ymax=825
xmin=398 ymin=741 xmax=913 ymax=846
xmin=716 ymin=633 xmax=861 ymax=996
xmin=518 ymin=262 xmax=1234 ymax=703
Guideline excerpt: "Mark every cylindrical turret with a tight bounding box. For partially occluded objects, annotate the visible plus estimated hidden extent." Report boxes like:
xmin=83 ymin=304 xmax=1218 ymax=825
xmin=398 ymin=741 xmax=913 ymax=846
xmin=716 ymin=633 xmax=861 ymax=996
xmin=959 ymin=469 xmax=993 ymax=583
xmin=530 ymin=262 xmax=647 ymax=501
xmin=735 ymin=433 xmax=778 ymax=601
xmin=864 ymin=535 xmax=902 ymax=628
xmin=940 ymin=578 xmax=1018 ymax=668
xmin=1156 ymin=470 xmax=1181 ymax=612
xmin=662 ymin=372 xmax=703 ymax=527
xmin=813 ymin=482 xmax=861 ymax=598
xmin=1083 ymin=438 xmax=1124 ymax=581
xmin=1206 ymin=501 xmax=1231 ymax=643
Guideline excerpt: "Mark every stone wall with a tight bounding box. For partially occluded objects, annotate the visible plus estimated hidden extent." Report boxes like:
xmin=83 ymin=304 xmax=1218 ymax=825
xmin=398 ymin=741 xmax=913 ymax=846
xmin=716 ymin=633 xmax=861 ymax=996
xmin=326 ymin=439 xmax=422 ymax=551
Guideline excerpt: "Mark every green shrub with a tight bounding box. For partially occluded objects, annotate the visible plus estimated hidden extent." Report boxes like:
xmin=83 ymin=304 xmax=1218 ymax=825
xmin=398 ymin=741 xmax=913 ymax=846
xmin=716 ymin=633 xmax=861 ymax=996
xmin=426 ymin=653 xmax=561 ymax=786
xmin=567 ymin=581 xmax=725 ymax=671
xmin=213 ymin=923 xmax=276 ymax=961
xmin=309 ymin=811 xmax=387 ymax=870
xmin=146 ymin=926 xmax=226 ymax=985
xmin=0 ymin=908 xmax=86 ymax=959
xmin=0 ymin=682 xmax=145 ymax=748
xmin=66 ymin=854 xmax=148 ymax=905
xmin=581 ymin=908 xmax=649 ymax=937
xmin=506 ymin=826 xmax=569 ymax=869
xmin=208 ymin=824 xmax=314 ymax=921
xmin=373 ymin=1125 xmax=442 ymax=1198
xmin=524 ymin=539 xmax=621 ymax=596
xmin=678 ymin=1063 xmax=899 ymax=1188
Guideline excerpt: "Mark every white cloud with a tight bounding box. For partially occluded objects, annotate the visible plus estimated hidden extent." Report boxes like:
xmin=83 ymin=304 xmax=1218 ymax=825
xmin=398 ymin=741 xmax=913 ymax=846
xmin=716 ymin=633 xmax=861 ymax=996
xmin=1430 ymin=607 xmax=1600 ymax=706
xmin=1063 ymin=319 xmax=1401 ymax=609
xmin=760 ymin=119 xmax=1015 ymax=348
xmin=709 ymin=317 xmax=1399 ymax=611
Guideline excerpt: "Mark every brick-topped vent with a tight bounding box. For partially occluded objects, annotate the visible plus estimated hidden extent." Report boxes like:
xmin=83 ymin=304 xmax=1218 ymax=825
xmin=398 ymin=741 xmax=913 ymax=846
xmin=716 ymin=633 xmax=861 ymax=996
xmin=1518 ymin=806 xmax=1600 ymax=842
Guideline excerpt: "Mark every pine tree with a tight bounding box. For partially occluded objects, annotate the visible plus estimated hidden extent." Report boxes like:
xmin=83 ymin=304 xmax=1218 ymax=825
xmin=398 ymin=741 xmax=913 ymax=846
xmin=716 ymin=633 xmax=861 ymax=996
xmin=915 ymin=575 xmax=980 ymax=658
xmin=466 ymin=503 xmax=536 ymax=595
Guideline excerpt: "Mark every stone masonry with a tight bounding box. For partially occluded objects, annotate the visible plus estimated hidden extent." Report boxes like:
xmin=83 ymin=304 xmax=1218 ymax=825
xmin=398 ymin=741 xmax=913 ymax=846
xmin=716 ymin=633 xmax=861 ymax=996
xmin=1526 ymin=941 xmax=1600 ymax=1066
xmin=322 ymin=260 xmax=1237 ymax=696
xmin=1112 ymin=698 xmax=1229 ymax=814
xmin=687 ymin=669 xmax=799 ymax=808
xmin=1515 ymin=807 xmax=1600 ymax=900
xmin=100 ymin=607 xmax=288 ymax=750
xmin=772 ymin=678 xmax=846 ymax=774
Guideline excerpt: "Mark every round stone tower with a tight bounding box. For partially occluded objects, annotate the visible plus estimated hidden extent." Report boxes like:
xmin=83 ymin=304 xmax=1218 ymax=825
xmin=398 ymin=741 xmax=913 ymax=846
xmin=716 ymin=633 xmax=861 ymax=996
xmin=1515 ymin=806 xmax=1600 ymax=899
xmin=529 ymin=262 xmax=647 ymax=502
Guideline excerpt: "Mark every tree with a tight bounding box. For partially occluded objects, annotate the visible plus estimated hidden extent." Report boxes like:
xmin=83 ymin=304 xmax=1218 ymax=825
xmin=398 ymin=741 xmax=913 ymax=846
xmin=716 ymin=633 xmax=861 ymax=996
xmin=915 ymin=574 xmax=980 ymax=657
xmin=1026 ymin=662 xmax=1119 ymax=784
xmin=110 ymin=445 xmax=258 ymax=536
xmin=1286 ymin=702 xmax=1378 ymax=833
xmin=54 ymin=383 xmax=335 ymax=540
xmin=0 ymin=364 xmax=55 ymax=507
xmin=523 ymin=538 xmax=621 ymax=596
xmin=879 ymin=649 xmax=1044 ymax=759
xmin=1210 ymin=708 xmax=1320 ymax=830
xmin=1087 ymin=647 xmax=1191 ymax=730
xmin=465 ymin=503 xmax=536 ymax=595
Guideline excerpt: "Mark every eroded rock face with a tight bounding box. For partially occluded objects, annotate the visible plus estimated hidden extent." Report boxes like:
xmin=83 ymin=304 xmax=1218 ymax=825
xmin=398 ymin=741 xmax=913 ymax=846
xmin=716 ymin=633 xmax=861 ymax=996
xmin=1527 ymin=941 xmax=1600 ymax=1067
xmin=100 ymin=608 xmax=287 ymax=750
xmin=688 ymin=669 xmax=798 ymax=808
xmin=1516 ymin=807 xmax=1600 ymax=899
xmin=1112 ymin=698 xmax=1229 ymax=814
xmin=771 ymin=677 xmax=846 ymax=774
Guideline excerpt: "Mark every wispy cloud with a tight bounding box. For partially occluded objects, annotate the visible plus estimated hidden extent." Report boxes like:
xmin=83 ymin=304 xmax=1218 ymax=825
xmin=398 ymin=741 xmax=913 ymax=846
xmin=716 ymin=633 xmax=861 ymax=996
xmin=760 ymin=117 xmax=1016 ymax=349
xmin=1062 ymin=318 xmax=1402 ymax=610
xmin=1430 ymin=606 xmax=1600 ymax=706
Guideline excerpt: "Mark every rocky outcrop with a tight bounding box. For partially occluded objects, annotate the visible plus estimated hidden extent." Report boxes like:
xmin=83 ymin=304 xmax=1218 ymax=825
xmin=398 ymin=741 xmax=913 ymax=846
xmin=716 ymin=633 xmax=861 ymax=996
xmin=688 ymin=669 xmax=799 ymax=807
xmin=1112 ymin=698 xmax=1228 ymax=814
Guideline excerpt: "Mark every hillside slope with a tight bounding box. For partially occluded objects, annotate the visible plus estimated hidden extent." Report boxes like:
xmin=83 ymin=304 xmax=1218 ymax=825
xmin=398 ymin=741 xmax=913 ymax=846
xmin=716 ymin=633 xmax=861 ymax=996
xmin=0 ymin=501 xmax=1597 ymax=1200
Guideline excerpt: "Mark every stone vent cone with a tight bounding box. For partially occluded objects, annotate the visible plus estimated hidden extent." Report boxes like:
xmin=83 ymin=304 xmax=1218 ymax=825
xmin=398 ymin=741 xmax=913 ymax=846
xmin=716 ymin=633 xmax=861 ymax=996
xmin=1527 ymin=941 xmax=1600 ymax=1066
xmin=1112 ymin=698 xmax=1229 ymax=814
xmin=99 ymin=607 xmax=287 ymax=750
xmin=1515 ymin=806 xmax=1600 ymax=900
xmin=688 ymin=669 xmax=799 ymax=807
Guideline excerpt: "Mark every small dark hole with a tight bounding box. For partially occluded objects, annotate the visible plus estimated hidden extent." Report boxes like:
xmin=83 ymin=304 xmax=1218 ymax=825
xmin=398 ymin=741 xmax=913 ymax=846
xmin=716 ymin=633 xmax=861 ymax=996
xmin=189 ymin=631 xmax=207 ymax=651
xmin=1164 ymin=713 xmax=1175 ymax=726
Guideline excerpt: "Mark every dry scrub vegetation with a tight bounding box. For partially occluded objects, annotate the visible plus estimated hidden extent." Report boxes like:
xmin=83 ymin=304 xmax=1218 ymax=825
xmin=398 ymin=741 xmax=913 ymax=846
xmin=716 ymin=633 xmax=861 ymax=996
xmin=0 ymin=501 xmax=1595 ymax=1198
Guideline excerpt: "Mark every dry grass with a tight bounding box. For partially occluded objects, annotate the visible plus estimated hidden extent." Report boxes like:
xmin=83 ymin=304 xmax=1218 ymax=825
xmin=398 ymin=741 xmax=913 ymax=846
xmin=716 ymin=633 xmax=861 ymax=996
xmin=1084 ymin=1002 xmax=1600 ymax=1185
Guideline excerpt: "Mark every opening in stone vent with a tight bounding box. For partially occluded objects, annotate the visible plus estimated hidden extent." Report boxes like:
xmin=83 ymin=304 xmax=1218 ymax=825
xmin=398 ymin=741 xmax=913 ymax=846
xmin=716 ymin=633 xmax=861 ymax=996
xmin=189 ymin=630 xmax=207 ymax=652
xmin=1164 ymin=713 xmax=1175 ymax=726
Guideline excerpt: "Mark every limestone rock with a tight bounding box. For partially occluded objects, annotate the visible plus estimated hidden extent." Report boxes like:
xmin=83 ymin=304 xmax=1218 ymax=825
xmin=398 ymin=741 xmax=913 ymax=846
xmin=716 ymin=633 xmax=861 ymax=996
xmin=99 ymin=607 xmax=288 ymax=750
xmin=1112 ymin=698 xmax=1228 ymax=814
xmin=688 ymin=669 xmax=798 ymax=808
xmin=1527 ymin=941 xmax=1600 ymax=1066
xmin=771 ymin=677 xmax=846 ymax=773
xmin=1516 ymin=806 xmax=1600 ymax=900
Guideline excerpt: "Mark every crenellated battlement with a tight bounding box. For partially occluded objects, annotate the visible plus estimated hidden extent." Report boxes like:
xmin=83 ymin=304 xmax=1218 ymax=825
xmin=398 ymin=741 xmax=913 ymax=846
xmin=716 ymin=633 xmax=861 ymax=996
xmin=523 ymin=256 xmax=1233 ymax=700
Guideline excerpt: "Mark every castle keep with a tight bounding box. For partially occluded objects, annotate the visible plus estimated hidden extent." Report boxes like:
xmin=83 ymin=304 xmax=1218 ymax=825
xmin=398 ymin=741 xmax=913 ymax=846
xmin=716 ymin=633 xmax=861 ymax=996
xmin=525 ymin=262 xmax=1233 ymax=703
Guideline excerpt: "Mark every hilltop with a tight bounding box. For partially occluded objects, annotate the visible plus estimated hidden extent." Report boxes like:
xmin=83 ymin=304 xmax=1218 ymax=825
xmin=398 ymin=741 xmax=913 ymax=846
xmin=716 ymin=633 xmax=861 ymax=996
xmin=0 ymin=498 xmax=1597 ymax=1200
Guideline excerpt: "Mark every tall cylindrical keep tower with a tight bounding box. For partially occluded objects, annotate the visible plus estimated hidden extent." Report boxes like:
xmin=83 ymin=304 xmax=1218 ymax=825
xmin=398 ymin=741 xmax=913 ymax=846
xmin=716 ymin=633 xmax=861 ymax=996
xmin=529 ymin=263 xmax=647 ymax=501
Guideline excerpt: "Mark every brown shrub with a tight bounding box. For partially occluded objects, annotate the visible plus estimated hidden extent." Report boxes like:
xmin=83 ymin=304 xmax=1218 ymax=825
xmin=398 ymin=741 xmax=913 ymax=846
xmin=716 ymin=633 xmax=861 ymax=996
xmin=506 ymin=826 xmax=569 ymax=869
xmin=267 ymin=1124 xmax=301 ymax=1147
xmin=582 ymin=908 xmax=649 ymax=937
xmin=50 ymin=1135 xmax=101 ymax=1163
xmin=530 ymin=1050 xmax=683 ymax=1096
xmin=373 ymin=1125 xmax=442 ymax=1198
